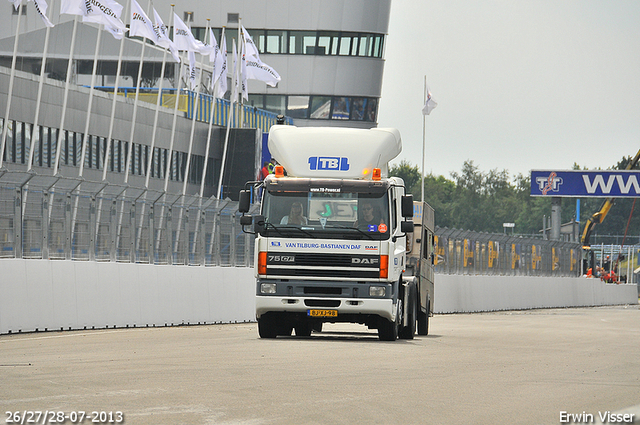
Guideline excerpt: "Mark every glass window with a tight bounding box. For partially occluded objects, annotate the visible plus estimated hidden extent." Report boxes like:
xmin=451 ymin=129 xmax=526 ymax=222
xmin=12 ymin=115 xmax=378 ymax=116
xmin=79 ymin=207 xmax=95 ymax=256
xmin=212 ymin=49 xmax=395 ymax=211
xmin=289 ymin=31 xmax=316 ymax=54
xmin=52 ymin=128 xmax=60 ymax=168
xmin=351 ymin=36 xmax=359 ymax=56
xmin=112 ymin=140 xmax=118 ymax=172
xmin=34 ymin=126 xmax=41 ymax=167
xmin=310 ymin=96 xmax=331 ymax=119
xmin=364 ymin=98 xmax=378 ymax=122
xmin=261 ymin=184 xmax=390 ymax=241
xmin=286 ymin=95 xmax=309 ymax=119
xmin=372 ymin=35 xmax=383 ymax=58
xmin=351 ymin=98 xmax=366 ymax=121
xmin=265 ymin=30 xmax=286 ymax=54
xmin=42 ymin=127 xmax=50 ymax=168
xmin=248 ymin=94 xmax=264 ymax=109
xmin=317 ymin=32 xmax=332 ymax=55
xmin=358 ymin=35 xmax=371 ymax=57
xmin=332 ymin=97 xmax=350 ymax=120
xmin=338 ymin=35 xmax=351 ymax=56
xmin=23 ymin=123 xmax=31 ymax=165
xmin=249 ymin=29 xmax=265 ymax=53
xmin=133 ymin=143 xmax=139 ymax=175
xmin=331 ymin=35 xmax=340 ymax=55
xmin=264 ymin=95 xmax=286 ymax=115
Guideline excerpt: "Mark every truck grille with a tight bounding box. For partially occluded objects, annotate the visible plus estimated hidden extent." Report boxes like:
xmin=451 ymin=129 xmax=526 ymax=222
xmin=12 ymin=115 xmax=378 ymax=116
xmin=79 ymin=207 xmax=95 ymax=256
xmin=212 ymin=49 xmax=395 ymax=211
xmin=264 ymin=252 xmax=380 ymax=279
xmin=267 ymin=268 xmax=379 ymax=279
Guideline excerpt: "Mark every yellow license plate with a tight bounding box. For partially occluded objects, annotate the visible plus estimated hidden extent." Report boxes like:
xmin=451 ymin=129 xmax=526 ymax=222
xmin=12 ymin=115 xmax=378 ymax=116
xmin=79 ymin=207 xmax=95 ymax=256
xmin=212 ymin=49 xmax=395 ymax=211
xmin=308 ymin=309 xmax=338 ymax=317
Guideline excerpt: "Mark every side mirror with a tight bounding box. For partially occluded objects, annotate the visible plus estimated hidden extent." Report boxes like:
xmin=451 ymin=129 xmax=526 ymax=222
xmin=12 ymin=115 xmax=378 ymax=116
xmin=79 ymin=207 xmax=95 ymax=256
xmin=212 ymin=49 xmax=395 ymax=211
xmin=253 ymin=215 xmax=266 ymax=233
xmin=401 ymin=220 xmax=414 ymax=233
xmin=401 ymin=195 xmax=413 ymax=218
xmin=240 ymin=215 xmax=253 ymax=226
xmin=239 ymin=190 xmax=251 ymax=213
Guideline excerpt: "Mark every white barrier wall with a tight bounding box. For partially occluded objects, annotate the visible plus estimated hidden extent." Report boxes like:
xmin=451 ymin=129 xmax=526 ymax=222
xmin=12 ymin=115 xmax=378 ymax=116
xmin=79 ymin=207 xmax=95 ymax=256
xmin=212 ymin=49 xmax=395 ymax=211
xmin=0 ymin=260 xmax=256 ymax=334
xmin=434 ymin=274 xmax=638 ymax=313
xmin=2 ymin=260 xmax=638 ymax=334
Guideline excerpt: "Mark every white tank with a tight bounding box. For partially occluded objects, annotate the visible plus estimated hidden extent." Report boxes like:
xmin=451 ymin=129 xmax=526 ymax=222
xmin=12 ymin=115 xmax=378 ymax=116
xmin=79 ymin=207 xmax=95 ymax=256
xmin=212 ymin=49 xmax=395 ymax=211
xmin=267 ymin=126 xmax=402 ymax=179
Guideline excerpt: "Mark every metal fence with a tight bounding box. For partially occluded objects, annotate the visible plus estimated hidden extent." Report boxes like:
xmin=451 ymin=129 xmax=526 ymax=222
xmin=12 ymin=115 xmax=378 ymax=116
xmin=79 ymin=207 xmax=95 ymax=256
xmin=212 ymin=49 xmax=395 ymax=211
xmin=0 ymin=170 xmax=616 ymax=280
xmin=0 ymin=171 xmax=255 ymax=266
xmin=434 ymin=227 xmax=582 ymax=277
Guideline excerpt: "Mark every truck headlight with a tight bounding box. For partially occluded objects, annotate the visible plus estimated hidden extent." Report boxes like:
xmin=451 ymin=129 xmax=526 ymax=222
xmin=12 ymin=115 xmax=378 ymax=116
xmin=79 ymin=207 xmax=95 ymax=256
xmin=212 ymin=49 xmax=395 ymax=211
xmin=369 ymin=286 xmax=386 ymax=297
xmin=260 ymin=283 xmax=277 ymax=294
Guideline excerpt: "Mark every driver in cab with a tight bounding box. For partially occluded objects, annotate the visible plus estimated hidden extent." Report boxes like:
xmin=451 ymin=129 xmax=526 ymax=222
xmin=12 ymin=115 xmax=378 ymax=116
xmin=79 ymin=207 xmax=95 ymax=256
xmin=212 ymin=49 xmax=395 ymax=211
xmin=354 ymin=200 xmax=385 ymax=231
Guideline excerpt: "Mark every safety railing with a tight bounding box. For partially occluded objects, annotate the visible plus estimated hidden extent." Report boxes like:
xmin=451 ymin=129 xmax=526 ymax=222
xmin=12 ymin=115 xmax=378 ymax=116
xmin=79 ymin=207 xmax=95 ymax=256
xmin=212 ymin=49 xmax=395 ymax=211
xmin=0 ymin=170 xmax=255 ymax=267
xmin=101 ymin=86 xmax=293 ymax=133
xmin=434 ymin=227 xmax=582 ymax=277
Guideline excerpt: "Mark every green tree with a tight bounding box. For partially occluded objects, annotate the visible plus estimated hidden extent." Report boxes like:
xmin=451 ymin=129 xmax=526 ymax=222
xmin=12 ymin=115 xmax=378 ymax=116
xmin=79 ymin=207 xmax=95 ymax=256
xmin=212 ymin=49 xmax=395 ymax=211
xmin=388 ymin=160 xmax=421 ymax=196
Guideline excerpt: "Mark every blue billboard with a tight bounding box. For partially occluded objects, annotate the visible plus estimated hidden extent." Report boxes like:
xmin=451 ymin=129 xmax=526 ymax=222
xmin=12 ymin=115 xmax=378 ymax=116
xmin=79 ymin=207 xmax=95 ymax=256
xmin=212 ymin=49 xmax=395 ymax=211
xmin=530 ymin=170 xmax=640 ymax=198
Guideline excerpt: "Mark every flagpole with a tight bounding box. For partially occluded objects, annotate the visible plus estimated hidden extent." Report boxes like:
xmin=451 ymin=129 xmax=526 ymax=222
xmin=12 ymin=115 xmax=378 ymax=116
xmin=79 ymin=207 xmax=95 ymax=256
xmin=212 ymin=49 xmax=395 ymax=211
xmin=77 ymin=24 xmax=103 ymax=177
xmin=200 ymin=26 xmax=224 ymax=198
xmin=181 ymin=18 xmax=209 ymax=196
xmin=163 ymin=28 xmax=185 ymax=194
xmin=146 ymin=5 xmax=174 ymax=254
xmin=52 ymin=16 xmax=79 ymax=176
xmin=238 ymin=19 xmax=243 ymax=128
xmin=118 ymin=5 xmax=149 ymax=184
xmin=28 ymin=0 xmax=55 ymax=171
xmin=145 ymin=56 xmax=168 ymax=187
xmin=421 ymin=75 xmax=426 ymax=203
xmin=0 ymin=2 xmax=23 ymax=170
xmin=217 ymin=38 xmax=236 ymax=199
xmin=104 ymin=0 xmax=130 ymax=181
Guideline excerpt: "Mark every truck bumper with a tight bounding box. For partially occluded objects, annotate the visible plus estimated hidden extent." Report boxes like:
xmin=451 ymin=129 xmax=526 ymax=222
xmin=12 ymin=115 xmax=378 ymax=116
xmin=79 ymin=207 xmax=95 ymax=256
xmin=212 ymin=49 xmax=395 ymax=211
xmin=256 ymin=296 xmax=396 ymax=322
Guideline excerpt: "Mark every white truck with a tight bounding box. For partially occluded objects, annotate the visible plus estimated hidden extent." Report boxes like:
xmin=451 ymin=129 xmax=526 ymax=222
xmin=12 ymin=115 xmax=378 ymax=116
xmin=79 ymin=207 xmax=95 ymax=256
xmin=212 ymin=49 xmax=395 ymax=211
xmin=238 ymin=126 xmax=435 ymax=340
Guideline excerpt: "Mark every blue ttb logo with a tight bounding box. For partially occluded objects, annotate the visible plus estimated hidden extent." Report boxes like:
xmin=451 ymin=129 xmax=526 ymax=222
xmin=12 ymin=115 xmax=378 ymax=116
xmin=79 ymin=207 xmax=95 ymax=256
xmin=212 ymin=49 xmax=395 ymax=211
xmin=308 ymin=156 xmax=350 ymax=171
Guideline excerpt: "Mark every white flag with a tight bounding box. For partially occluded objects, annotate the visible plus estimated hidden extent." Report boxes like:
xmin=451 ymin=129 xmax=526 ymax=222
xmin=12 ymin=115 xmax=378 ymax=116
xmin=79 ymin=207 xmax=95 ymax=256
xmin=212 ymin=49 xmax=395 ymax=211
xmin=61 ymin=0 xmax=126 ymax=39
xmin=8 ymin=0 xmax=21 ymax=11
xmin=231 ymin=40 xmax=238 ymax=103
xmin=59 ymin=0 xmax=84 ymax=16
xmin=208 ymin=29 xmax=220 ymax=79
xmin=188 ymin=50 xmax=198 ymax=90
xmin=240 ymin=42 xmax=248 ymax=101
xmin=241 ymin=26 xmax=281 ymax=87
xmin=152 ymin=8 xmax=180 ymax=63
xmin=422 ymin=85 xmax=438 ymax=115
xmin=30 ymin=0 xmax=54 ymax=27
xmin=216 ymin=32 xmax=227 ymax=98
xmin=129 ymin=0 xmax=156 ymax=42
xmin=173 ymin=13 xmax=209 ymax=53
xmin=83 ymin=0 xmax=126 ymax=38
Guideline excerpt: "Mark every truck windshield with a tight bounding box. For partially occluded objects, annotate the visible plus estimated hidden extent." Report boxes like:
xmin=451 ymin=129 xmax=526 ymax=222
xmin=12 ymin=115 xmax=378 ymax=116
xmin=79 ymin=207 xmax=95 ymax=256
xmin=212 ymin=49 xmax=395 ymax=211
xmin=261 ymin=182 xmax=390 ymax=240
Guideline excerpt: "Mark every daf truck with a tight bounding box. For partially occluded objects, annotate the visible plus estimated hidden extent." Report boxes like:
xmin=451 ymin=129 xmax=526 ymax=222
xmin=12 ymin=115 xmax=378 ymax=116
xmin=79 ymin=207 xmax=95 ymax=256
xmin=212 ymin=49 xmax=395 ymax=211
xmin=238 ymin=126 xmax=435 ymax=341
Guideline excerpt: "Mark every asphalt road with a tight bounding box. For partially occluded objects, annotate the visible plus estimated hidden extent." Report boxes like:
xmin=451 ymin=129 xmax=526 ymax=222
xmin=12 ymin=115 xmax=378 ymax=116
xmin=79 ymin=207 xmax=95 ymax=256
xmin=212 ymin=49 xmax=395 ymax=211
xmin=1 ymin=305 xmax=639 ymax=425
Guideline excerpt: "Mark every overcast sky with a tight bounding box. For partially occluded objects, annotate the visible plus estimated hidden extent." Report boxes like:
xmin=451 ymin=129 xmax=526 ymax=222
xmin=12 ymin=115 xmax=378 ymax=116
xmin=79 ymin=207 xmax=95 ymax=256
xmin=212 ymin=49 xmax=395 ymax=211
xmin=377 ymin=0 xmax=640 ymax=180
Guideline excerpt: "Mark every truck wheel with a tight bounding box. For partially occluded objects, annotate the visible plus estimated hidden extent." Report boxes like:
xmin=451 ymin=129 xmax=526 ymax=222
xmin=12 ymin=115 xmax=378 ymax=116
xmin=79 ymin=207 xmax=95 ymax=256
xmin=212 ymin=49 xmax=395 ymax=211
xmin=378 ymin=303 xmax=399 ymax=341
xmin=295 ymin=322 xmax=313 ymax=337
xmin=258 ymin=316 xmax=278 ymax=338
xmin=399 ymin=283 xmax=417 ymax=340
xmin=417 ymin=297 xmax=430 ymax=336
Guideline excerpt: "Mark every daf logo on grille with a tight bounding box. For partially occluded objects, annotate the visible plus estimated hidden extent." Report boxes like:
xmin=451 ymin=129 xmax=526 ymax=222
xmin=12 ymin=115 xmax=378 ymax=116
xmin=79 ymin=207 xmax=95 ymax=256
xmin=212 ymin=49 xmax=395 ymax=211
xmin=352 ymin=257 xmax=379 ymax=264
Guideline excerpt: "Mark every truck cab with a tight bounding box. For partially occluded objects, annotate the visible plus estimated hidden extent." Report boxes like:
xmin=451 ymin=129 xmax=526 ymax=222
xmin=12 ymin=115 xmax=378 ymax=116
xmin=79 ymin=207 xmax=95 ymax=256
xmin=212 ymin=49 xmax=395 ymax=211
xmin=239 ymin=126 xmax=433 ymax=340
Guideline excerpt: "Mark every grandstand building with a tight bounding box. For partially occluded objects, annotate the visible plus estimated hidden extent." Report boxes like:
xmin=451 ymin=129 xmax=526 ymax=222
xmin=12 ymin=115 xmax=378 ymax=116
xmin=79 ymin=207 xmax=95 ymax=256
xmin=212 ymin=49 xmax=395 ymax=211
xmin=1 ymin=0 xmax=392 ymax=197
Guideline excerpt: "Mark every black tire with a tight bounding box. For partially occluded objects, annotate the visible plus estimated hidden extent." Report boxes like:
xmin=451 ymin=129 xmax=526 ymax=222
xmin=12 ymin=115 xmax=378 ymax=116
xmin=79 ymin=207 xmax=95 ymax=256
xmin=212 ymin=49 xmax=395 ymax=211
xmin=378 ymin=302 xmax=399 ymax=341
xmin=295 ymin=321 xmax=313 ymax=337
xmin=399 ymin=283 xmax=417 ymax=340
xmin=417 ymin=297 xmax=430 ymax=336
xmin=258 ymin=316 xmax=277 ymax=338
xmin=378 ymin=317 xmax=398 ymax=341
